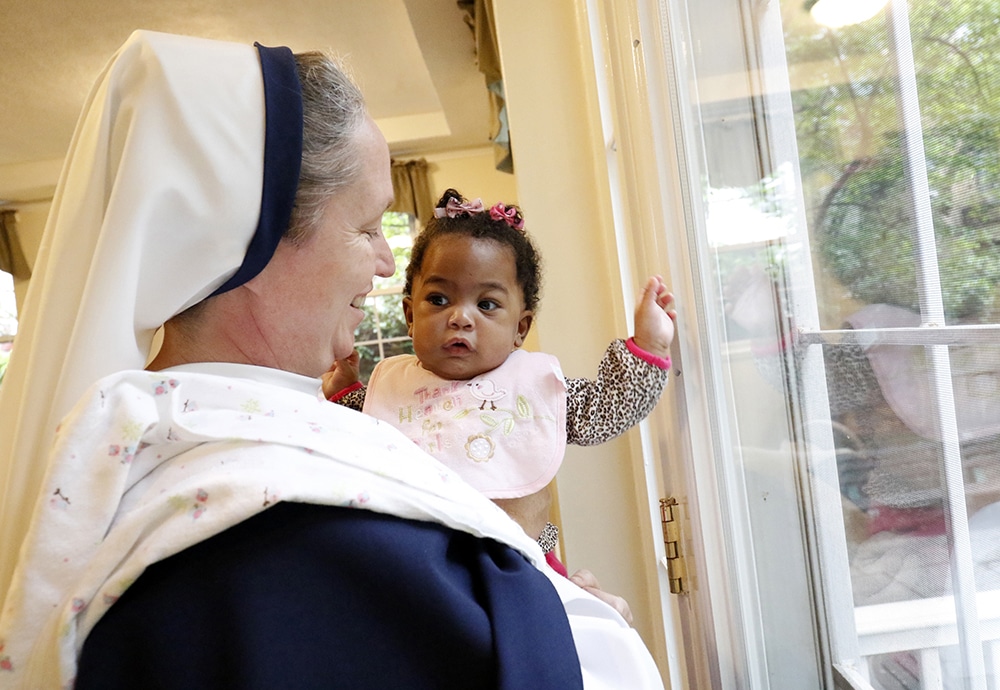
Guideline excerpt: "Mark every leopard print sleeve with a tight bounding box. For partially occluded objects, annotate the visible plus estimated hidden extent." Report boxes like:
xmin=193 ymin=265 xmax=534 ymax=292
xmin=332 ymin=386 xmax=366 ymax=412
xmin=564 ymin=338 xmax=671 ymax=446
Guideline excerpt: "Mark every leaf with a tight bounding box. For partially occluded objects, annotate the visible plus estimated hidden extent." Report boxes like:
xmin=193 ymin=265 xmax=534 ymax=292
xmin=516 ymin=395 xmax=531 ymax=418
xmin=503 ymin=418 xmax=515 ymax=435
xmin=454 ymin=408 xmax=471 ymax=419
xmin=481 ymin=414 xmax=498 ymax=428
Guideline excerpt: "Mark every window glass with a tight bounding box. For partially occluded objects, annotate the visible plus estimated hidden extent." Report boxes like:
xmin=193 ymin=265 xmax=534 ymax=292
xmin=783 ymin=0 xmax=1000 ymax=330
xmin=0 ymin=271 xmax=15 ymax=337
xmin=355 ymin=212 xmax=415 ymax=382
xmin=777 ymin=7 xmax=1000 ymax=687
xmin=0 ymin=271 xmax=16 ymax=387
xmin=658 ymin=0 xmax=1000 ymax=686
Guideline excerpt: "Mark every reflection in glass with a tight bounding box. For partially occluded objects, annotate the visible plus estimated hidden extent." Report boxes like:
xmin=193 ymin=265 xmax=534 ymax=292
xmin=782 ymin=2 xmax=1000 ymax=686
xmin=695 ymin=0 xmax=1000 ymax=685
xmin=784 ymin=0 xmax=1000 ymax=329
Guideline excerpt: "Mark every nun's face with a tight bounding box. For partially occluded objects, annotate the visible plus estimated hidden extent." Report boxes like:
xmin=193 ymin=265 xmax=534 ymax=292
xmin=244 ymin=117 xmax=395 ymax=377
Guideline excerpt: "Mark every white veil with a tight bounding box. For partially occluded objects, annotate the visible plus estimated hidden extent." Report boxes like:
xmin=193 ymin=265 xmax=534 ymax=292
xmin=0 ymin=30 xmax=269 ymax=604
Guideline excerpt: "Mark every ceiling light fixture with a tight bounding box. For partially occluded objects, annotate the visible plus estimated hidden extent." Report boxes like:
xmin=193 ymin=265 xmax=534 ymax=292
xmin=804 ymin=0 xmax=890 ymax=28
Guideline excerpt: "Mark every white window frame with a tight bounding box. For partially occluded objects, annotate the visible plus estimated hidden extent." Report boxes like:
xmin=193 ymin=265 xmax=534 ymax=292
xmin=587 ymin=0 xmax=1000 ymax=687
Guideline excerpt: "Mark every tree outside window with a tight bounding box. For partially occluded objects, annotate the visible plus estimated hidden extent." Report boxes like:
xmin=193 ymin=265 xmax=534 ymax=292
xmin=354 ymin=211 xmax=415 ymax=382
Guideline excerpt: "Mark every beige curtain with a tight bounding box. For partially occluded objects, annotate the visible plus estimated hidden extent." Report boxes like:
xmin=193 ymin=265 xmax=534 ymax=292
xmin=390 ymin=158 xmax=434 ymax=227
xmin=0 ymin=211 xmax=30 ymax=281
xmin=459 ymin=0 xmax=513 ymax=173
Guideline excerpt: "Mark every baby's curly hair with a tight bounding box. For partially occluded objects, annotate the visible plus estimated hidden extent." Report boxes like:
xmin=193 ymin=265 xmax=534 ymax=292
xmin=404 ymin=189 xmax=543 ymax=312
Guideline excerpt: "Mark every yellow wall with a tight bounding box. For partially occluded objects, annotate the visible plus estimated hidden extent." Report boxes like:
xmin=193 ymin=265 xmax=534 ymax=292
xmin=421 ymin=147 xmax=520 ymax=207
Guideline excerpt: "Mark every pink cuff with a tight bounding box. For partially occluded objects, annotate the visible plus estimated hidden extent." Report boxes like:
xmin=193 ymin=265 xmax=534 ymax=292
xmin=327 ymin=380 xmax=364 ymax=402
xmin=626 ymin=337 xmax=671 ymax=370
xmin=545 ymin=550 xmax=569 ymax=578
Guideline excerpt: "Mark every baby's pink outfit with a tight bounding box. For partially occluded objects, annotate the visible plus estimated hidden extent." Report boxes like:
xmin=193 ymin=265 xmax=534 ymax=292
xmin=363 ymin=350 xmax=567 ymax=499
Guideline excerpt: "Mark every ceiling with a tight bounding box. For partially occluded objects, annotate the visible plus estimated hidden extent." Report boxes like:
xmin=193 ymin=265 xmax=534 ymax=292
xmin=0 ymin=0 xmax=492 ymax=202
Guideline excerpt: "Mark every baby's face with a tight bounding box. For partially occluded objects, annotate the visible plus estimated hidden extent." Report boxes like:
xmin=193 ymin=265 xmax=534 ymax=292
xmin=404 ymin=235 xmax=533 ymax=380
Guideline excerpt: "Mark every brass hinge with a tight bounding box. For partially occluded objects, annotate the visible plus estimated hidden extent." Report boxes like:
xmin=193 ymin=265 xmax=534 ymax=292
xmin=659 ymin=497 xmax=688 ymax=595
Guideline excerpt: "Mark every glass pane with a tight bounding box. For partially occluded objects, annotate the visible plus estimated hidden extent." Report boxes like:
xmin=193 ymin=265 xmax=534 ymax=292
xmin=778 ymin=4 xmax=1000 ymax=685
xmin=356 ymin=343 xmax=379 ymax=384
xmin=827 ymin=340 xmax=1000 ymax=686
xmin=356 ymin=300 xmax=378 ymax=343
xmin=375 ymin=211 xmax=416 ymax=291
xmin=783 ymin=1 xmax=1000 ymax=329
xmin=0 ymin=271 xmax=15 ymax=389
xmin=0 ymin=271 xmax=16 ymax=338
xmin=791 ymin=1 xmax=1000 ymax=686
xmin=352 ymin=211 xmax=414 ymax=384
xmin=356 ymin=340 xmax=413 ymax=382
xmin=377 ymin=293 xmax=409 ymax=339
xmin=668 ymin=0 xmax=1000 ymax=686
xmin=382 ymin=339 xmax=414 ymax=359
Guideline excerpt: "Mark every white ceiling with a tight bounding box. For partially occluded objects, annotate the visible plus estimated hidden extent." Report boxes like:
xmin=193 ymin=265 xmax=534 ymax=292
xmin=0 ymin=0 xmax=492 ymax=201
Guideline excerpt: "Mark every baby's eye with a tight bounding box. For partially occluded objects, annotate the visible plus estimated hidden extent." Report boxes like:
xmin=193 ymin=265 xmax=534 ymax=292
xmin=478 ymin=299 xmax=499 ymax=312
xmin=427 ymin=294 xmax=448 ymax=307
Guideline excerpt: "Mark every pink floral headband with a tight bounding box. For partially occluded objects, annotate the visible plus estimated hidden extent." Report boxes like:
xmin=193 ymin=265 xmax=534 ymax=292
xmin=433 ymin=197 xmax=526 ymax=232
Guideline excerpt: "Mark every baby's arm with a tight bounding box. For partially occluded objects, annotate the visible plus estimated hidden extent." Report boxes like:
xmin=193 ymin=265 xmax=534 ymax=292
xmin=564 ymin=276 xmax=676 ymax=445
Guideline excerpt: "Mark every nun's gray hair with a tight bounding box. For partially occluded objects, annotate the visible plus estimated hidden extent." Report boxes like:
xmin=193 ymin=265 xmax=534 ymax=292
xmin=288 ymin=51 xmax=370 ymax=242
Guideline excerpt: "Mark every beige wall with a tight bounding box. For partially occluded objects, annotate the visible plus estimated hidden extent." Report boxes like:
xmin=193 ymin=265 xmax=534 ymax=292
xmin=421 ymin=147 xmax=520 ymax=207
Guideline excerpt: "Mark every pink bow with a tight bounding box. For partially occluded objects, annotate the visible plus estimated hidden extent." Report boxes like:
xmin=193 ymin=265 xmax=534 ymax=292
xmin=489 ymin=203 xmax=525 ymax=231
xmin=434 ymin=197 xmax=485 ymax=219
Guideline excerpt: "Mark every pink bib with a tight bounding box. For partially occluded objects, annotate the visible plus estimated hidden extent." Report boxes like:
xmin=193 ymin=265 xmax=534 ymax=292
xmin=363 ymin=350 xmax=567 ymax=498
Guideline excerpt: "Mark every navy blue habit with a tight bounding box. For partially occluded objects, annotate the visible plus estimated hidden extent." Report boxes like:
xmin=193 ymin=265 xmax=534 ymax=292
xmin=75 ymin=502 xmax=585 ymax=689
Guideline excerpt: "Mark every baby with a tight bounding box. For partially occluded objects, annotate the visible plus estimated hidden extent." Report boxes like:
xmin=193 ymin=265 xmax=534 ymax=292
xmin=326 ymin=188 xmax=676 ymax=577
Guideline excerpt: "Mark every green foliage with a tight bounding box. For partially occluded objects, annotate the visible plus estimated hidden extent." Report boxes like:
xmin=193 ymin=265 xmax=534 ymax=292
xmin=355 ymin=211 xmax=416 ymax=381
xmin=785 ymin=0 xmax=1000 ymax=321
xmin=374 ymin=212 xmax=417 ymax=291
xmin=0 ymin=348 xmax=9 ymax=387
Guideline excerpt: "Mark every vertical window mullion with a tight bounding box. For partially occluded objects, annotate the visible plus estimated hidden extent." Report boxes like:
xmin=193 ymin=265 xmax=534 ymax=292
xmin=751 ymin=1 xmax=866 ymax=676
xmin=887 ymin=0 xmax=944 ymax=326
xmin=887 ymin=1 xmax=986 ymax=682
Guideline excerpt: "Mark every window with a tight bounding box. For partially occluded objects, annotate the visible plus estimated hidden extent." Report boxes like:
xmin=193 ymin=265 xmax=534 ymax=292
xmin=600 ymin=0 xmax=1000 ymax=686
xmin=0 ymin=271 xmax=15 ymax=387
xmin=354 ymin=211 xmax=415 ymax=382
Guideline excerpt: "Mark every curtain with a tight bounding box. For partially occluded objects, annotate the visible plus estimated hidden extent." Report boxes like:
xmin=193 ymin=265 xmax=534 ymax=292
xmin=458 ymin=0 xmax=513 ymax=173
xmin=0 ymin=210 xmax=30 ymax=281
xmin=390 ymin=158 xmax=434 ymax=227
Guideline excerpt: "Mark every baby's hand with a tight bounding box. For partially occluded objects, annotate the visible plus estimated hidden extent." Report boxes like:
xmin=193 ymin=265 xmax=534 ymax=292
xmin=321 ymin=350 xmax=361 ymax=399
xmin=632 ymin=275 xmax=676 ymax=359
xmin=569 ymin=568 xmax=634 ymax=626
